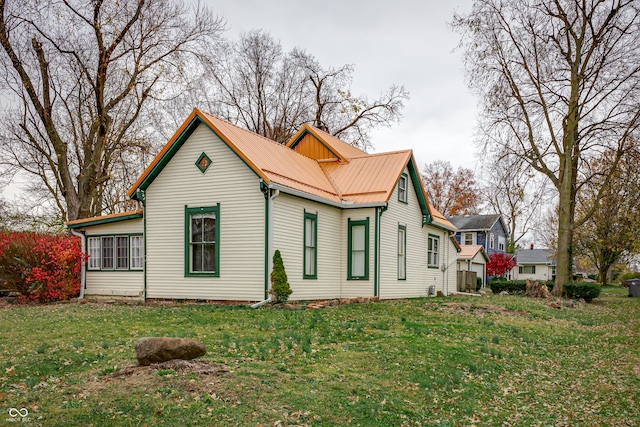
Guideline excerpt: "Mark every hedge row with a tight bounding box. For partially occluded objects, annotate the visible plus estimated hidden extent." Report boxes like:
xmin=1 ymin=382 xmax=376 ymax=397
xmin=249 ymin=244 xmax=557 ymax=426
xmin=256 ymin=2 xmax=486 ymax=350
xmin=489 ymin=280 xmax=554 ymax=294
xmin=489 ymin=279 xmax=601 ymax=301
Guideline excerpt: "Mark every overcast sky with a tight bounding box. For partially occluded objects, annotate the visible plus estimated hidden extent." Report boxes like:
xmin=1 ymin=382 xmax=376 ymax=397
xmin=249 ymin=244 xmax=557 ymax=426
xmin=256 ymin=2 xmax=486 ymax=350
xmin=203 ymin=0 xmax=478 ymax=171
xmin=2 ymin=0 xmax=479 ymax=201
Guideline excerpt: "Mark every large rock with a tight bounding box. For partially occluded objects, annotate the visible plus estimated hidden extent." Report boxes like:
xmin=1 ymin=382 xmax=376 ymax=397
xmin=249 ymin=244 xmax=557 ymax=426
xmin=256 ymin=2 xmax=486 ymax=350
xmin=134 ymin=337 xmax=206 ymax=366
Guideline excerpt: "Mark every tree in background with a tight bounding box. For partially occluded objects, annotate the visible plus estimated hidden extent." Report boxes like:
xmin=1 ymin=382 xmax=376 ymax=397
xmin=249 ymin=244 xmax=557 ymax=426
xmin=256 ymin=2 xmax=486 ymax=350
xmin=0 ymin=0 xmax=225 ymax=221
xmin=574 ymin=148 xmax=640 ymax=285
xmin=481 ymin=149 xmax=550 ymax=253
xmin=206 ymin=30 xmax=409 ymax=150
xmin=421 ymin=160 xmax=480 ymax=217
xmin=487 ymin=252 xmax=516 ymax=277
xmin=454 ymin=1 xmax=640 ymax=295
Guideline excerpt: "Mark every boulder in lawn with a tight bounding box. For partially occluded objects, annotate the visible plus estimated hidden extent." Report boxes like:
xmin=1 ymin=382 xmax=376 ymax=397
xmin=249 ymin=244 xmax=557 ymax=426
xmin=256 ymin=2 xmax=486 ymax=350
xmin=134 ymin=337 xmax=206 ymax=366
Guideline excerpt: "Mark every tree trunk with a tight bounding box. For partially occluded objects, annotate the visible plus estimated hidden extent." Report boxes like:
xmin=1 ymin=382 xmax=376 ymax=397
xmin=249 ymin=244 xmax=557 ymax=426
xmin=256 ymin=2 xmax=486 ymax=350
xmin=554 ymin=155 xmax=576 ymax=296
xmin=598 ymin=265 xmax=609 ymax=287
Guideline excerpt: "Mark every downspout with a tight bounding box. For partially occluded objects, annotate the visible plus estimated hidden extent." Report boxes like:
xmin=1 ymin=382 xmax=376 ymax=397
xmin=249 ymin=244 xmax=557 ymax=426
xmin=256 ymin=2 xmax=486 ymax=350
xmin=252 ymin=181 xmax=279 ymax=309
xmin=69 ymin=229 xmax=86 ymax=299
xmin=135 ymin=189 xmax=147 ymax=300
xmin=375 ymin=204 xmax=388 ymax=299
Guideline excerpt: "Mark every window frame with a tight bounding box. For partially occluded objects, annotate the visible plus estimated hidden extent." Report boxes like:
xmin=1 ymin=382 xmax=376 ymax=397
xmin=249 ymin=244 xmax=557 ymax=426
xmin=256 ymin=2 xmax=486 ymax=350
xmin=397 ymin=173 xmax=408 ymax=203
xmin=489 ymin=233 xmax=495 ymax=249
xmin=184 ymin=205 xmax=220 ymax=277
xmin=130 ymin=235 xmax=144 ymax=270
xmin=347 ymin=218 xmax=369 ymax=280
xmin=519 ymin=265 xmax=536 ymax=275
xmin=86 ymin=234 xmax=142 ymax=272
xmin=498 ymin=236 xmax=506 ymax=252
xmin=398 ymin=224 xmax=406 ymax=280
xmin=303 ymin=211 xmax=318 ymax=279
xmin=101 ymin=236 xmax=115 ymax=270
xmin=463 ymin=232 xmax=475 ymax=245
xmin=428 ymin=234 xmax=440 ymax=268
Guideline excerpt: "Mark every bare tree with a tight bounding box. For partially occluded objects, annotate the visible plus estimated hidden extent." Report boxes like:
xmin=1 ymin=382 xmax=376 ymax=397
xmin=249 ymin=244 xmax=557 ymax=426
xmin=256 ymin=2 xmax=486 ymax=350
xmin=421 ymin=160 xmax=480 ymax=217
xmin=0 ymin=0 xmax=225 ymax=221
xmin=207 ymin=30 xmax=409 ymax=149
xmin=481 ymin=149 xmax=550 ymax=252
xmin=574 ymin=147 xmax=640 ymax=285
xmin=453 ymin=0 xmax=640 ymax=295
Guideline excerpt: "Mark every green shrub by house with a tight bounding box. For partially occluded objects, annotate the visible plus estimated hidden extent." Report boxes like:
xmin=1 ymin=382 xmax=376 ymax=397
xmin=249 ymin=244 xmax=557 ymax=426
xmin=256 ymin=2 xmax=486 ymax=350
xmin=489 ymin=280 xmax=554 ymax=294
xmin=270 ymin=250 xmax=292 ymax=303
xmin=564 ymin=282 xmax=601 ymax=302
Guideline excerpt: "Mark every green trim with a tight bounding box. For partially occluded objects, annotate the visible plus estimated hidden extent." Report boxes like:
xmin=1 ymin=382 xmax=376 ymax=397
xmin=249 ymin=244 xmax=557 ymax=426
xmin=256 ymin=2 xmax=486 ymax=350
xmin=184 ymin=204 xmax=220 ymax=277
xmin=132 ymin=116 xmax=261 ymax=198
xmin=289 ymin=129 xmax=342 ymax=160
xmin=374 ymin=208 xmax=379 ymax=296
xmin=263 ymin=184 xmax=269 ymax=299
xmin=68 ymin=212 xmax=143 ymax=229
xmin=303 ymin=211 xmax=318 ymax=279
xmin=398 ymin=173 xmax=409 ymax=204
xmin=84 ymin=233 xmax=144 ymax=272
xmin=347 ymin=218 xmax=369 ymax=280
xmin=195 ymin=152 xmax=212 ymax=173
xmin=398 ymin=224 xmax=407 ymax=280
xmin=142 ymin=192 xmax=147 ymax=299
xmin=406 ymin=158 xmax=431 ymax=225
xmin=427 ymin=233 xmax=440 ymax=268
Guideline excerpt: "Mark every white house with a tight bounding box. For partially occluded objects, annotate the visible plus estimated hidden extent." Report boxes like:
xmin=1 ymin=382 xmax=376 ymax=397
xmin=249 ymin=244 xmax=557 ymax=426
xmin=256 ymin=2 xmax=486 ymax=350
xmin=67 ymin=109 xmax=460 ymax=302
xmin=512 ymin=249 xmax=556 ymax=282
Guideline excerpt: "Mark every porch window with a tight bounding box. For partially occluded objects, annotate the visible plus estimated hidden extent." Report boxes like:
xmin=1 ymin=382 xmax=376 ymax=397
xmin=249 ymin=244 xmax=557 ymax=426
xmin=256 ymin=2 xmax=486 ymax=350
xmin=88 ymin=237 xmax=101 ymax=270
xmin=101 ymin=236 xmax=114 ymax=270
xmin=130 ymin=236 xmax=144 ymax=270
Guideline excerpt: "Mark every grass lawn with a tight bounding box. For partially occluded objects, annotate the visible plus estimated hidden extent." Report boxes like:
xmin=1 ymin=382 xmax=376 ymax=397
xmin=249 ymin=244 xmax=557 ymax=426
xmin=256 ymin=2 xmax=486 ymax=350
xmin=1 ymin=287 xmax=638 ymax=426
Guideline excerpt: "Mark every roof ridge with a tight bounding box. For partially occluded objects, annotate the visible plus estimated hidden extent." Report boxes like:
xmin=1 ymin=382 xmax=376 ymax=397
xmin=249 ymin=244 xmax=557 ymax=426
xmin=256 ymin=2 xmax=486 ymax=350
xmin=317 ymin=163 xmax=343 ymax=199
xmin=348 ymin=149 xmax=412 ymax=160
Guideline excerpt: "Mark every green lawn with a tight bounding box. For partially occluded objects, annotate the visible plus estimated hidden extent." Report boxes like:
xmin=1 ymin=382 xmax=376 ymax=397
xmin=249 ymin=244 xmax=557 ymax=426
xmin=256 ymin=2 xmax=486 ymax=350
xmin=1 ymin=287 xmax=638 ymax=426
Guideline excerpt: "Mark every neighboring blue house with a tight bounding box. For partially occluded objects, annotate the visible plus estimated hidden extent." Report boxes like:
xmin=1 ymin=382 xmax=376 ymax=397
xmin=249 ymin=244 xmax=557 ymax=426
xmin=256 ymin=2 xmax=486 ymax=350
xmin=447 ymin=214 xmax=509 ymax=256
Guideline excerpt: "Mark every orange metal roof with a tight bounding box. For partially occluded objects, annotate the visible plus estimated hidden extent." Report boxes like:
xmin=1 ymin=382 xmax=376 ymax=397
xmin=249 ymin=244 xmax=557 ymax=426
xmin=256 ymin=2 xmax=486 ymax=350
xmin=66 ymin=210 xmax=143 ymax=227
xmin=127 ymin=109 xmax=458 ymax=232
xmin=458 ymin=245 xmax=489 ymax=262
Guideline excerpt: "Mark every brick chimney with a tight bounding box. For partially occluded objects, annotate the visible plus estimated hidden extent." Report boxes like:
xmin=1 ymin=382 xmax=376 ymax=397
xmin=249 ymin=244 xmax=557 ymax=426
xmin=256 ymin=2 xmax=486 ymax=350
xmin=530 ymin=243 xmax=534 ymax=250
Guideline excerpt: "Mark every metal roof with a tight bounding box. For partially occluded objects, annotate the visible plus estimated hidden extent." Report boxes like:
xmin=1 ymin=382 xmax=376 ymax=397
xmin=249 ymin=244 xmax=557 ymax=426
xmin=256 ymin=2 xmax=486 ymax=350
xmin=458 ymin=245 xmax=489 ymax=262
xmin=66 ymin=210 xmax=143 ymax=229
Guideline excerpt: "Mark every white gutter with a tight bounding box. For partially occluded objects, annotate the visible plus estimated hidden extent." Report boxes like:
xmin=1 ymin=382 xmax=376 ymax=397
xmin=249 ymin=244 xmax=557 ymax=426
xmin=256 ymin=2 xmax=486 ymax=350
xmin=252 ymin=183 xmax=280 ymax=309
xmin=69 ymin=228 xmax=86 ymax=299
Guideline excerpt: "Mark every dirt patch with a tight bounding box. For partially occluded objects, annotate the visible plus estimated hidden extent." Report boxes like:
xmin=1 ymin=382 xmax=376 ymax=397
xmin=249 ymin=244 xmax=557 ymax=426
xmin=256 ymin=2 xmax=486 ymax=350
xmin=83 ymin=359 xmax=230 ymax=395
xmin=435 ymin=302 xmax=530 ymax=317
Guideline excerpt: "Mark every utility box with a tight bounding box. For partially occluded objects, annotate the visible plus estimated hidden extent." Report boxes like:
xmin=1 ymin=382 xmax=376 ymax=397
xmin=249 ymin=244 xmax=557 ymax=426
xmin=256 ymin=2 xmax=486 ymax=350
xmin=626 ymin=279 xmax=640 ymax=297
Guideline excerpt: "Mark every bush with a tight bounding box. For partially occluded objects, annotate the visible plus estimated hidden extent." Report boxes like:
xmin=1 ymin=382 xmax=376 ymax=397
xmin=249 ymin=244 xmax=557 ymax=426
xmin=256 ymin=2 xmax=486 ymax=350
xmin=619 ymin=272 xmax=640 ymax=287
xmin=587 ymin=274 xmax=599 ymax=281
xmin=270 ymin=250 xmax=292 ymax=303
xmin=564 ymin=282 xmax=601 ymax=302
xmin=0 ymin=231 xmax=85 ymax=302
xmin=489 ymin=280 xmax=554 ymax=294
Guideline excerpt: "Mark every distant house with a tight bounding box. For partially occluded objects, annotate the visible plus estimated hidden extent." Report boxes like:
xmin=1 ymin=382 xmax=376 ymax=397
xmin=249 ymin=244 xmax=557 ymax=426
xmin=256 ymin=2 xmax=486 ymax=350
xmin=512 ymin=248 xmax=556 ymax=282
xmin=447 ymin=214 xmax=509 ymax=256
xmin=456 ymin=244 xmax=489 ymax=289
xmin=67 ymin=109 xmax=460 ymax=302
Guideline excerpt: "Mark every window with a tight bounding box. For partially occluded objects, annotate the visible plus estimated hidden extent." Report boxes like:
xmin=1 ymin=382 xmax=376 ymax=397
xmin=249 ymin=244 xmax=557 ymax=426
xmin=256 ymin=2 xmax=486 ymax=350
xmin=489 ymin=233 xmax=495 ymax=249
xmin=88 ymin=237 xmax=101 ymax=270
xmin=463 ymin=232 xmax=474 ymax=245
xmin=348 ymin=218 xmax=369 ymax=280
xmin=115 ymin=236 xmax=129 ymax=270
xmin=185 ymin=205 xmax=220 ymax=276
xmin=398 ymin=225 xmax=406 ymax=280
xmin=86 ymin=235 xmax=143 ymax=271
xmin=398 ymin=174 xmax=408 ymax=203
xmin=498 ymin=236 xmax=506 ymax=252
xmin=303 ymin=212 xmax=317 ymax=279
xmin=130 ymin=236 xmax=144 ymax=270
xmin=428 ymin=234 xmax=439 ymax=268
xmin=101 ymin=236 xmax=114 ymax=270
xmin=519 ymin=265 xmax=536 ymax=274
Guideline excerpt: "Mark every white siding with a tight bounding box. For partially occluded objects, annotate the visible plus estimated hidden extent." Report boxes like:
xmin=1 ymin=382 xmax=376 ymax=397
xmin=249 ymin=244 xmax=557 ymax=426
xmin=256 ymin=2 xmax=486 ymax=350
xmin=145 ymin=123 xmax=265 ymax=300
xmin=341 ymin=208 xmax=375 ymax=298
xmin=379 ymin=170 xmax=428 ymax=299
xmin=80 ymin=218 xmax=144 ymax=296
xmin=515 ymin=264 xmax=554 ymax=282
xmin=272 ymin=193 xmax=342 ymax=301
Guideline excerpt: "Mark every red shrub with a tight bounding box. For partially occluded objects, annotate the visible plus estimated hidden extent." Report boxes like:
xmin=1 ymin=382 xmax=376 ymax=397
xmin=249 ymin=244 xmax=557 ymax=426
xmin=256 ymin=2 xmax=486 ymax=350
xmin=0 ymin=232 xmax=86 ymax=302
xmin=487 ymin=252 xmax=517 ymax=277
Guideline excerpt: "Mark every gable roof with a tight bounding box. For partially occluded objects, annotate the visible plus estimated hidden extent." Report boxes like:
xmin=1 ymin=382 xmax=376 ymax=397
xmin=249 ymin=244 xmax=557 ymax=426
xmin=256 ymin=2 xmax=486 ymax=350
xmin=126 ymin=109 xmax=455 ymax=231
xmin=516 ymin=249 xmax=556 ymax=265
xmin=458 ymin=245 xmax=490 ymax=262
xmin=447 ymin=214 xmax=506 ymax=234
